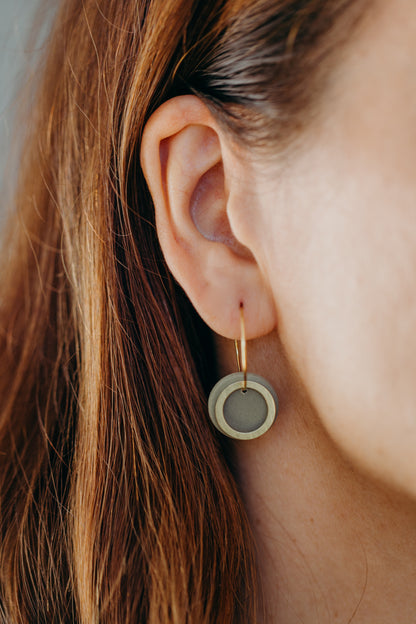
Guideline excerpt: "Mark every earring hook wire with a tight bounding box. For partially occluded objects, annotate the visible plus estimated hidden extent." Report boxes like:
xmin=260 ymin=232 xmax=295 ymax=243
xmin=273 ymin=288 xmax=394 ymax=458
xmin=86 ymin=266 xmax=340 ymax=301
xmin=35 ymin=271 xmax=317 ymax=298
xmin=234 ymin=302 xmax=247 ymax=390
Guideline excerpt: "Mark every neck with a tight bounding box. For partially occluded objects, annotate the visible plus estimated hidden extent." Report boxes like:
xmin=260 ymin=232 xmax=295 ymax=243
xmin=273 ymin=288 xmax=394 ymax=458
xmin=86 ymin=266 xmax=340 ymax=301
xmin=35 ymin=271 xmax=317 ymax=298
xmin=215 ymin=333 xmax=416 ymax=624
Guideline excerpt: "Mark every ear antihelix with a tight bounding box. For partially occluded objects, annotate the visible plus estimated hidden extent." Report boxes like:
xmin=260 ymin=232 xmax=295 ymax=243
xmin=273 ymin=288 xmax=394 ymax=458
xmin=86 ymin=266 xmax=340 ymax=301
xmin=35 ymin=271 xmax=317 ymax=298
xmin=208 ymin=302 xmax=278 ymax=440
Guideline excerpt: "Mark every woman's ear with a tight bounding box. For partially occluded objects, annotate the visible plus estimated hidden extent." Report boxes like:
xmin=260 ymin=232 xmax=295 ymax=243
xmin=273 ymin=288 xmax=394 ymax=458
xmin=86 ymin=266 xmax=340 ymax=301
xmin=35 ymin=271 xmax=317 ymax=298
xmin=140 ymin=95 xmax=276 ymax=339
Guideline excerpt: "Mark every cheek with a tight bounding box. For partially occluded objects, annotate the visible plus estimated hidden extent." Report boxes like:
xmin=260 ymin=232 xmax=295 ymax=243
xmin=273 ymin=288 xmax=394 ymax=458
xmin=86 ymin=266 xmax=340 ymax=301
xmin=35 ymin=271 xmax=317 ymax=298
xmin=264 ymin=176 xmax=416 ymax=496
xmin=253 ymin=0 xmax=416 ymax=495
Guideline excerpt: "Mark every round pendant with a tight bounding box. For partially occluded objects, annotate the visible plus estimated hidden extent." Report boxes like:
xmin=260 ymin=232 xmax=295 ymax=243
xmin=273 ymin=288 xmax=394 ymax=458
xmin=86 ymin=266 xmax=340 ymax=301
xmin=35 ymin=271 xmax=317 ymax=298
xmin=208 ymin=372 xmax=278 ymax=440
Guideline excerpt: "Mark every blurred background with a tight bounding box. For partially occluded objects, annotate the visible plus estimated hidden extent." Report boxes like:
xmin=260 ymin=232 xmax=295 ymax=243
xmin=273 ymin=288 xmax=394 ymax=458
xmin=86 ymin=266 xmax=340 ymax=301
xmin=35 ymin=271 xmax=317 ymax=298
xmin=0 ymin=1 xmax=48 ymax=221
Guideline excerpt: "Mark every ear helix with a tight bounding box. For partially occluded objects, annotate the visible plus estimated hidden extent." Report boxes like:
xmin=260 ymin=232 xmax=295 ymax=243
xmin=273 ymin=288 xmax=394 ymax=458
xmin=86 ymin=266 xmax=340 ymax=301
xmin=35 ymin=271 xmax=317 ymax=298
xmin=208 ymin=303 xmax=278 ymax=440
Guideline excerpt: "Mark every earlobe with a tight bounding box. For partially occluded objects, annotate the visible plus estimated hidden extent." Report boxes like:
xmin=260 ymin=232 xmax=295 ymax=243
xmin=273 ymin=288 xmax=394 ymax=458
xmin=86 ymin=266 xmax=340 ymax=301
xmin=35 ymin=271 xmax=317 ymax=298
xmin=140 ymin=95 xmax=276 ymax=339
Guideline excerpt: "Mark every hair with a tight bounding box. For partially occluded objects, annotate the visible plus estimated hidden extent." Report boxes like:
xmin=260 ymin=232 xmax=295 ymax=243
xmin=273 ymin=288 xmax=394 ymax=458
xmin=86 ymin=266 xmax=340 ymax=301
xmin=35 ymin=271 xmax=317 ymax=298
xmin=0 ymin=1 xmax=368 ymax=622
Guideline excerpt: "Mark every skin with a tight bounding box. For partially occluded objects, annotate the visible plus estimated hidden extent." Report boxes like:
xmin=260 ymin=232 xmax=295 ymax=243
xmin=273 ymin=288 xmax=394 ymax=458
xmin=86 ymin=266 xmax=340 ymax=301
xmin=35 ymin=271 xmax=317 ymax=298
xmin=141 ymin=0 xmax=416 ymax=620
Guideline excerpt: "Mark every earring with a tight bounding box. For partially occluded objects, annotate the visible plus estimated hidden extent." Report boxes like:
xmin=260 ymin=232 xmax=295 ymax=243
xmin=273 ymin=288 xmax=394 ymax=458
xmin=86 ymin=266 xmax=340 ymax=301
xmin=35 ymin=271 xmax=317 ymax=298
xmin=208 ymin=303 xmax=278 ymax=440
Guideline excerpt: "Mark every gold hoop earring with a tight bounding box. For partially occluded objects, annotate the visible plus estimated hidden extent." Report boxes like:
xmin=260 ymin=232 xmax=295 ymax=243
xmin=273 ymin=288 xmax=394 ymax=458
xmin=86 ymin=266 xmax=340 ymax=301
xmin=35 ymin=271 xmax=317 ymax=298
xmin=208 ymin=303 xmax=278 ymax=440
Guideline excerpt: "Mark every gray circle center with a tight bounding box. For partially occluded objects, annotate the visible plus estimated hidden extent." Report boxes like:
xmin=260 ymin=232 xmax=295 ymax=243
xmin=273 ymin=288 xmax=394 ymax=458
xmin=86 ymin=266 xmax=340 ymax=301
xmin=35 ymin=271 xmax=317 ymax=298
xmin=223 ymin=388 xmax=268 ymax=433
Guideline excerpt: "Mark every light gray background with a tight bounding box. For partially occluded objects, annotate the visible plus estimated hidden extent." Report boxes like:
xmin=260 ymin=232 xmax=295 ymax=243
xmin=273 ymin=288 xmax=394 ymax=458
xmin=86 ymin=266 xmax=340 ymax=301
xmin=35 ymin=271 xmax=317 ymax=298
xmin=0 ymin=1 xmax=44 ymax=217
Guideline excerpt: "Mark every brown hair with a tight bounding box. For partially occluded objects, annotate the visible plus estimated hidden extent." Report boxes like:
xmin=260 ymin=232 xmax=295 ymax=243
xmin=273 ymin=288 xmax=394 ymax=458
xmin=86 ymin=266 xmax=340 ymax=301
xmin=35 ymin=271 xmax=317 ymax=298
xmin=0 ymin=1 xmax=367 ymax=622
